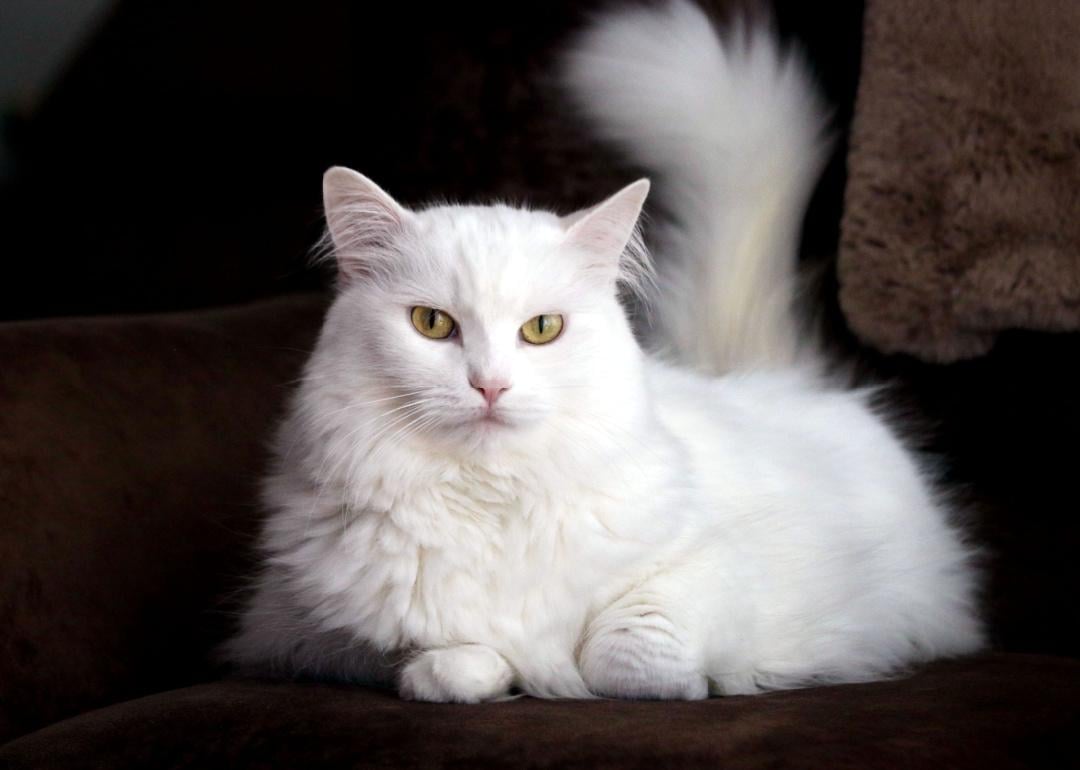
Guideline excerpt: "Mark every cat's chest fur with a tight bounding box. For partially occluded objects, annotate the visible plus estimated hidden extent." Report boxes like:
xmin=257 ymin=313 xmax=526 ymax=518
xmin=331 ymin=457 xmax=675 ymax=653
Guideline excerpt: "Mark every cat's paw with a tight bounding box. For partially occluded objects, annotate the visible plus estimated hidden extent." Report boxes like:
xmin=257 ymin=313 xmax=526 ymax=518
xmin=579 ymin=605 xmax=708 ymax=700
xmin=399 ymin=644 xmax=514 ymax=703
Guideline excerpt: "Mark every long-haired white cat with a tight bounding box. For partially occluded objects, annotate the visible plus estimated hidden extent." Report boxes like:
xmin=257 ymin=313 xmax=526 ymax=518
xmin=225 ymin=0 xmax=982 ymax=701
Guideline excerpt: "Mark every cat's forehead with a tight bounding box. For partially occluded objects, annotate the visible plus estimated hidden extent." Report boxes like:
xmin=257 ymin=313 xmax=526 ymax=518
xmin=416 ymin=204 xmax=563 ymax=260
xmin=409 ymin=204 xmax=581 ymax=307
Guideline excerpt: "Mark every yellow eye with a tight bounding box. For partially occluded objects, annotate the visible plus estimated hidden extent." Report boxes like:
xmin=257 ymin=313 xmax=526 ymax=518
xmin=521 ymin=314 xmax=564 ymax=345
xmin=410 ymin=306 xmax=456 ymax=339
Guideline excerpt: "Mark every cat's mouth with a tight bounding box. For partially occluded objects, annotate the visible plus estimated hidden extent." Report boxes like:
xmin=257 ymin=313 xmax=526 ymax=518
xmin=448 ymin=404 xmax=539 ymax=434
xmin=474 ymin=409 xmax=510 ymax=427
xmin=458 ymin=405 xmax=516 ymax=431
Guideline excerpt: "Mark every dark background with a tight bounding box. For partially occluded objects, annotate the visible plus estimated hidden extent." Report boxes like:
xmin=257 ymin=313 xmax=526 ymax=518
xmin=0 ymin=0 xmax=862 ymax=322
xmin=1 ymin=0 xmax=1076 ymax=660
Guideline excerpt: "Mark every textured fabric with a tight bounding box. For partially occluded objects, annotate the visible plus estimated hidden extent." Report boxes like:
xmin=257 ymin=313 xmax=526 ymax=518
xmin=0 ymin=294 xmax=327 ymax=742
xmin=2 ymin=655 xmax=1078 ymax=769
xmin=839 ymin=0 xmax=1080 ymax=362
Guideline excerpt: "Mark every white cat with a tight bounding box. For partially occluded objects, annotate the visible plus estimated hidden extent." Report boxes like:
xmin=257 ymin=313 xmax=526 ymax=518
xmin=225 ymin=0 xmax=982 ymax=701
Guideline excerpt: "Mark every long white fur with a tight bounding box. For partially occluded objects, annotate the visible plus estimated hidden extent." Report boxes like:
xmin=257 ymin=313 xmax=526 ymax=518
xmin=225 ymin=0 xmax=983 ymax=701
xmin=563 ymin=0 xmax=831 ymax=372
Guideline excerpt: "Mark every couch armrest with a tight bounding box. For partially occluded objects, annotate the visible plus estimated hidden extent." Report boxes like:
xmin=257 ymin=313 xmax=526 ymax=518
xmin=0 ymin=294 xmax=326 ymax=742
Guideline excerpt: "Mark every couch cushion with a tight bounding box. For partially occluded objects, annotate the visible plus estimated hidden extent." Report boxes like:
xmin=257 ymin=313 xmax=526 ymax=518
xmin=0 ymin=294 xmax=327 ymax=742
xmin=1 ymin=654 xmax=1077 ymax=769
xmin=838 ymin=0 xmax=1080 ymax=362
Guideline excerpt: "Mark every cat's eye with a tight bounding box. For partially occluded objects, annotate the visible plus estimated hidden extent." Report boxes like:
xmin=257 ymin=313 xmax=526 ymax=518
xmin=520 ymin=314 xmax=564 ymax=345
xmin=411 ymin=306 xmax=456 ymax=340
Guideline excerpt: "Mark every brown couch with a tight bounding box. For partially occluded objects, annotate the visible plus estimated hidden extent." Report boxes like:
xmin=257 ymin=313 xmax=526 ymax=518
xmin=1 ymin=295 xmax=1078 ymax=767
xmin=2 ymin=1 xmax=1078 ymax=767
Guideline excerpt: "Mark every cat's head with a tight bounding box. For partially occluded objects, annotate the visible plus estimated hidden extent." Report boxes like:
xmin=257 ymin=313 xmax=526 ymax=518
xmin=312 ymin=166 xmax=652 ymax=457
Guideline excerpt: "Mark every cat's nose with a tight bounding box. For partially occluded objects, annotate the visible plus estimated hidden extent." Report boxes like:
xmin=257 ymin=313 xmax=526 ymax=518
xmin=470 ymin=378 xmax=510 ymax=407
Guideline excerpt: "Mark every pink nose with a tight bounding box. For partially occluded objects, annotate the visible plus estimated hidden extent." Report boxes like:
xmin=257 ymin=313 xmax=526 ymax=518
xmin=470 ymin=379 xmax=510 ymax=407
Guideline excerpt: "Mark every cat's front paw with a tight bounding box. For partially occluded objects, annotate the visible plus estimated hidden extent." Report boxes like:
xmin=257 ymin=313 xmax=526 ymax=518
xmin=579 ymin=603 xmax=708 ymax=700
xmin=399 ymin=644 xmax=514 ymax=703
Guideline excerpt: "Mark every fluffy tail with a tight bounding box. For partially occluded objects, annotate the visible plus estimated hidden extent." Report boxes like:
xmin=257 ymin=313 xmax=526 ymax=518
xmin=562 ymin=0 xmax=830 ymax=373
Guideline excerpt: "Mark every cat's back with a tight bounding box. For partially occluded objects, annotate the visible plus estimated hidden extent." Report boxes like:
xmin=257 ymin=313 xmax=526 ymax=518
xmin=646 ymin=359 xmax=938 ymax=532
xmin=644 ymin=359 xmax=983 ymax=675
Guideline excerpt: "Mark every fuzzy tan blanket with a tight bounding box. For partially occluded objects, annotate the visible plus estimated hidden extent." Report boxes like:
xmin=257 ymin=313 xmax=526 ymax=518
xmin=838 ymin=0 xmax=1080 ymax=362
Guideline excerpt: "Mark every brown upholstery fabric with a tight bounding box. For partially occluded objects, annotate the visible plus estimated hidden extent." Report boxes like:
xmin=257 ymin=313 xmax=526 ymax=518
xmin=838 ymin=0 xmax=1080 ymax=362
xmin=2 ymin=655 xmax=1078 ymax=769
xmin=0 ymin=294 xmax=327 ymax=742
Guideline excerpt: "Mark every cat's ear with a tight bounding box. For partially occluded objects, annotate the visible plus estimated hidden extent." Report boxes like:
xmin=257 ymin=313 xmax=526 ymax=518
xmin=561 ymin=179 xmax=650 ymax=281
xmin=322 ymin=166 xmax=413 ymax=284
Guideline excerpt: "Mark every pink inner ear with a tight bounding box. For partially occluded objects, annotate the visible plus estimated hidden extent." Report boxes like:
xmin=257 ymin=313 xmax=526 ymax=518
xmin=562 ymin=179 xmax=650 ymax=271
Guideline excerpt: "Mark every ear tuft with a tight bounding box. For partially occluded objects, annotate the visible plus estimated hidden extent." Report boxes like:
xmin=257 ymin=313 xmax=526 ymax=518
xmin=322 ymin=167 xmax=411 ymax=285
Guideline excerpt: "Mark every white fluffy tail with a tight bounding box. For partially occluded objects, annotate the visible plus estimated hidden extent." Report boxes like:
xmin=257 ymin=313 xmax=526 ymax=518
xmin=562 ymin=0 xmax=830 ymax=373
